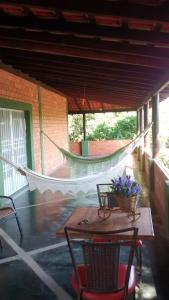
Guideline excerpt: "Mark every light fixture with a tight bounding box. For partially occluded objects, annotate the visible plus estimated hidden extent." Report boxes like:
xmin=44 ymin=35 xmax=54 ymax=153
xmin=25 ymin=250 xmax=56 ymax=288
xmin=82 ymin=84 xmax=86 ymax=106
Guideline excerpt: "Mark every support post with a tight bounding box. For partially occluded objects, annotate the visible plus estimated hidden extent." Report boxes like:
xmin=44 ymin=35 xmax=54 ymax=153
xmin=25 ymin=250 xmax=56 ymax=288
xmin=150 ymin=94 xmax=160 ymax=193
xmin=149 ymin=158 xmax=154 ymax=192
xmin=143 ymin=102 xmax=149 ymax=170
xmin=139 ymin=107 xmax=144 ymax=167
xmin=137 ymin=109 xmax=140 ymax=160
xmin=83 ymin=113 xmax=86 ymax=141
xmin=152 ymin=93 xmax=160 ymax=159
xmin=137 ymin=109 xmax=140 ymax=135
xmin=144 ymin=102 xmax=149 ymax=149
xmin=140 ymin=106 xmax=144 ymax=133
xmin=82 ymin=113 xmax=88 ymax=156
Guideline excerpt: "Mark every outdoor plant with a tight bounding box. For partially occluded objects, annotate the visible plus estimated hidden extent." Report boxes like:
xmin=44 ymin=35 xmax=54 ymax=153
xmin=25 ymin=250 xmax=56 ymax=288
xmin=111 ymin=175 xmax=142 ymax=197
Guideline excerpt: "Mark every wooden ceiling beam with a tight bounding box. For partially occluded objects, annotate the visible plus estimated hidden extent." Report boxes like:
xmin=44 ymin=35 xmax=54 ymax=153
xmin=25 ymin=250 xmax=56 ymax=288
xmin=30 ymin=75 xmax=150 ymax=93
xmin=64 ymin=95 xmax=141 ymax=108
xmin=85 ymin=100 xmax=93 ymax=112
xmin=1 ymin=17 xmax=169 ymax=47
xmin=68 ymin=109 xmax=135 ymax=114
xmin=10 ymin=63 xmax=154 ymax=87
xmin=0 ymin=28 xmax=169 ymax=59
xmin=44 ymin=83 xmax=146 ymax=98
xmin=0 ymin=47 xmax=162 ymax=75
xmin=6 ymin=61 xmax=157 ymax=83
xmin=0 ymin=38 xmax=167 ymax=69
xmin=43 ymin=77 xmax=145 ymax=93
xmin=0 ymin=1 xmax=169 ymax=23
xmin=1 ymin=49 xmax=162 ymax=78
xmin=2 ymin=60 xmax=155 ymax=83
xmin=73 ymin=97 xmax=82 ymax=112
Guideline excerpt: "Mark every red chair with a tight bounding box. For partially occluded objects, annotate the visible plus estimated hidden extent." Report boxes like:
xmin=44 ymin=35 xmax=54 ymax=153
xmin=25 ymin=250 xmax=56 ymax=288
xmin=65 ymin=226 xmax=138 ymax=300
xmin=97 ymin=184 xmax=142 ymax=281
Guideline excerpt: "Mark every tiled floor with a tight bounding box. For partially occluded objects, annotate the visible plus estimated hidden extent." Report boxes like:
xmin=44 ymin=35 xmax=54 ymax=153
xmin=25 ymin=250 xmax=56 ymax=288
xmin=0 ymin=159 xmax=168 ymax=300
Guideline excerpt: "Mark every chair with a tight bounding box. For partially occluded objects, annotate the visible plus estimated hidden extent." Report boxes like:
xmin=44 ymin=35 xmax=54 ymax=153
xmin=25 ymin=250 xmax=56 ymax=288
xmin=97 ymin=184 xmax=142 ymax=281
xmin=65 ymin=226 xmax=138 ymax=300
xmin=0 ymin=195 xmax=23 ymax=239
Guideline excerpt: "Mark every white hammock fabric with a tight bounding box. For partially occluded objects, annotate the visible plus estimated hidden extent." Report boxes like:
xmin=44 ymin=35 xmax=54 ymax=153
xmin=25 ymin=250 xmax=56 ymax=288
xmin=0 ymin=124 xmax=152 ymax=194
xmin=25 ymin=161 xmax=125 ymax=194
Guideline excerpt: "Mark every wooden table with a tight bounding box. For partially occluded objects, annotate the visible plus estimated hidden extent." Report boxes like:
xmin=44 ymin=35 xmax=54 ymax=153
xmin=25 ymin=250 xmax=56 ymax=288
xmin=57 ymin=206 xmax=154 ymax=240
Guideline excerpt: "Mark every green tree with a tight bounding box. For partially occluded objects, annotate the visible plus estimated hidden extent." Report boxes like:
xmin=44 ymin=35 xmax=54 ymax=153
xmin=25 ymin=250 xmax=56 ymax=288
xmin=88 ymin=115 xmax=136 ymax=140
xmin=69 ymin=115 xmax=83 ymax=141
xmin=110 ymin=115 xmax=137 ymax=139
xmin=87 ymin=123 xmax=112 ymax=140
xmin=69 ymin=114 xmax=95 ymax=141
xmin=165 ymin=136 xmax=169 ymax=148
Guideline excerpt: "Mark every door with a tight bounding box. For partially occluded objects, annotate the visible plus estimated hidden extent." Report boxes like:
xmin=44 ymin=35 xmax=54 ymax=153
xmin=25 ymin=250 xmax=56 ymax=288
xmin=0 ymin=108 xmax=27 ymax=195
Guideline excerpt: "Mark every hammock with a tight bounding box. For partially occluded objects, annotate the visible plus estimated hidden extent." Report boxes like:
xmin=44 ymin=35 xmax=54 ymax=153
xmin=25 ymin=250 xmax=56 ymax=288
xmin=0 ymin=124 xmax=152 ymax=194
xmin=43 ymin=132 xmax=131 ymax=177
xmin=42 ymin=123 xmax=151 ymax=177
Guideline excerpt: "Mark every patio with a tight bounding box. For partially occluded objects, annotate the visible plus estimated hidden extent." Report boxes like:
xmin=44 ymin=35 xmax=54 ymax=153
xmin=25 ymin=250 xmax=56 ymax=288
xmin=0 ymin=155 xmax=168 ymax=300
xmin=0 ymin=1 xmax=169 ymax=299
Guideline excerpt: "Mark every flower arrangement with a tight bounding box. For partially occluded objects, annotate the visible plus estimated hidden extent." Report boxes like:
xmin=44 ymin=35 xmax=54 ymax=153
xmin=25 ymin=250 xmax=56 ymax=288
xmin=111 ymin=175 xmax=142 ymax=198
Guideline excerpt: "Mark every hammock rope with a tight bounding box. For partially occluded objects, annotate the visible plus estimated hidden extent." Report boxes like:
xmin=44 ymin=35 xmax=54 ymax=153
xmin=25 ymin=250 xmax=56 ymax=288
xmin=0 ymin=123 xmax=152 ymax=194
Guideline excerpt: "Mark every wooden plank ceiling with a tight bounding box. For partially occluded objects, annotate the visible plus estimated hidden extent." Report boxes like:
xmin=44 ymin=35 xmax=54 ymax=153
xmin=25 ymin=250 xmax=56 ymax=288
xmin=1 ymin=0 xmax=169 ymax=114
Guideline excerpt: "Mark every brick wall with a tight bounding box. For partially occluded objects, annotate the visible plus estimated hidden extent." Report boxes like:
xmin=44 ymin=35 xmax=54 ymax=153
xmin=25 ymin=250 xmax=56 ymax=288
xmin=144 ymin=152 xmax=150 ymax=185
xmin=143 ymin=152 xmax=169 ymax=232
xmin=153 ymin=161 xmax=168 ymax=221
xmin=70 ymin=140 xmax=130 ymax=156
xmin=89 ymin=140 xmax=130 ymax=156
xmin=0 ymin=68 xmax=68 ymax=174
xmin=41 ymin=87 xmax=68 ymax=174
xmin=144 ymin=152 xmax=168 ymax=216
xmin=70 ymin=142 xmax=81 ymax=155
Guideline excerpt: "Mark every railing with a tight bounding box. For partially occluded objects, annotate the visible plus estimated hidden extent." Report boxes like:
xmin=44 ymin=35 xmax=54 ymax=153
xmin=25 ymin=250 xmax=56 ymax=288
xmin=144 ymin=152 xmax=169 ymax=237
xmin=70 ymin=140 xmax=130 ymax=156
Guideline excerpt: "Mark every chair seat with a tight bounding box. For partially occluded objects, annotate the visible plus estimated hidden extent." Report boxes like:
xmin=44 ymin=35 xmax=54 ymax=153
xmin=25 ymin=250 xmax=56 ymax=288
xmin=0 ymin=207 xmax=14 ymax=219
xmin=93 ymin=238 xmax=142 ymax=247
xmin=71 ymin=264 xmax=136 ymax=300
xmin=0 ymin=196 xmax=23 ymax=239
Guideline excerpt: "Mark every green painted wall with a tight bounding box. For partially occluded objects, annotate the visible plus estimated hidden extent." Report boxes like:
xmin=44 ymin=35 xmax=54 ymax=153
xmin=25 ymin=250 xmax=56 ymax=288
xmin=82 ymin=140 xmax=89 ymax=156
xmin=37 ymin=85 xmax=44 ymax=174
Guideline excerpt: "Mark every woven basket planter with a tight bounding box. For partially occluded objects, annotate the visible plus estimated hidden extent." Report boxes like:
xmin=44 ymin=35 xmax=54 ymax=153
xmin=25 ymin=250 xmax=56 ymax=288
xmin=115 ymin=195 xmax=138 ymax=212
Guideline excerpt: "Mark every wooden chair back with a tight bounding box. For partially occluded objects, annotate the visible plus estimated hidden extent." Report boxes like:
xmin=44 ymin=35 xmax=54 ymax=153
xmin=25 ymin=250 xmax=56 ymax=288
xmin=65 ymin=227 xmax=138 ymax=295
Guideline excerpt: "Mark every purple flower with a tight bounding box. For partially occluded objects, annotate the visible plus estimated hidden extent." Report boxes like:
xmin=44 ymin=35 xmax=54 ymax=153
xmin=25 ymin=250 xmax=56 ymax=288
xmin=111 ymin=175 xmax=141 ymax=197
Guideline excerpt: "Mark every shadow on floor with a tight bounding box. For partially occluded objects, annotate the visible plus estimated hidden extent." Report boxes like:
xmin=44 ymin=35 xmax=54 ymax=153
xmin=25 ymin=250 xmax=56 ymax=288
xmin=0 ymin=153 xmax=168 ymax=300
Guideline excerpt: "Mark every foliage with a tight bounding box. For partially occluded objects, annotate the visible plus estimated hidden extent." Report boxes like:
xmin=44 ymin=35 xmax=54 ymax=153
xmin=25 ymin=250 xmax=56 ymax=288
xmin=157 ymin=136 xmax=169 ymax=171
xmin=165 ymin=137 xmax=169 ymax=148
xmin=88 ymin=115 xmax=136 ymax=140
xmin=87 ymin=123 xmax=112 ymax=140
xmin=111 ymin=175 xmax=142 ymax=197
xmin=69 ymin=115 xmax=83 ymax=141
xmin=159 ymin=154 xmax=169 ymax=169
xmin=69 ymin=114 xmax=95 ymax=141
